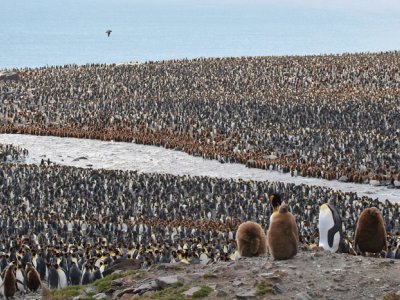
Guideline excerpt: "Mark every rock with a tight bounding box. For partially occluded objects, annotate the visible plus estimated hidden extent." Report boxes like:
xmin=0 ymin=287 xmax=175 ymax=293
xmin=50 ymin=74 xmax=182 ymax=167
xmin=295 ymin=292 xmax=312 ymax=300
xmin=216 ymin=290 xmax=228 ymax=297
xmin=113 ymin=287 xmax=135 ymax=299
xmin=103 ymin=259 xmax=141 ymax=276
xmin=156 ymin=275 xmax=182 ymax=286
xmin=236 ymin=290 xmax=256 ymax=299
xmin=111 ymin=278 xmax=125 ymax=287
xmin=273 ymin=283 xmax=284 ymax=295
xmin=93 ymin=293 xmax=107 ymax=300
xmin=232 ymin=280 xmax=243 ymax=287
xmin=120 ymin=294 xmax=135 ymax=300
xmin=182 ymin=287 xmax=201 ymax=297
xmin=133 ymin=280 xmax=161 ymax=295
xmin=84 ymin=287 xmax=98 ymax=295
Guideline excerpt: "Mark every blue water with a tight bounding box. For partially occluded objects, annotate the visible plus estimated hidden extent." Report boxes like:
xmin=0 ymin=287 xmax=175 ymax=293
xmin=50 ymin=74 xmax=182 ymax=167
xmin=1 ymin=0 xmax=400 ymax=69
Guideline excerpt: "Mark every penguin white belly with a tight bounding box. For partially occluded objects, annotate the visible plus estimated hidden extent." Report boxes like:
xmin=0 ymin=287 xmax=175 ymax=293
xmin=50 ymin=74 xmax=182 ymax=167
xmin=16 ymin=270 xmax=25 ymax=292
xmin=81 ymin=268 xmax=86 ymax=283
xmin=100 ymin=265 xmax=105 ymax=275
xmin=57 ymin=269 xmax=68 ymax=289
xmin=332 ymin=231 xmax=341 ymax=253
xmin=200 ymin=253 xmax=209 ymax=265
xmin=0 ymin=275 xmax=4 ymax=296
xmin=318 ymin=204 xmax=341 ymax=253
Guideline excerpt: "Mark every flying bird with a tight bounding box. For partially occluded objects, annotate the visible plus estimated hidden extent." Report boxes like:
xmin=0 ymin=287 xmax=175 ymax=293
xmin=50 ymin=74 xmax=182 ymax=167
xmin=105 ymin=30 xmax=112 ymax=37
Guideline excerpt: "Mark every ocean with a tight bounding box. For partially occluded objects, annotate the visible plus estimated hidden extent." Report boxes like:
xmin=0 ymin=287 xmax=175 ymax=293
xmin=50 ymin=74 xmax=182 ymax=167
xmin=1 ymin=0 xmax=400 ymax=69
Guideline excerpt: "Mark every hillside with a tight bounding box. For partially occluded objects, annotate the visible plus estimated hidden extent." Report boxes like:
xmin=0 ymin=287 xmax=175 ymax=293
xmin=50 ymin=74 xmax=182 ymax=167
xmin=40 ymin=250 xmax=400 ymax=300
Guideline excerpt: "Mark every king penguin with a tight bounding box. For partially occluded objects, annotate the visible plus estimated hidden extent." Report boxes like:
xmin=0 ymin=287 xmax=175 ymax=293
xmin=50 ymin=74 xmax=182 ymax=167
xmin=318 ymin=204 xmax=342 ymax=253
xmin=267 ymin=203 xmax=298 ymax=260
xmin=269 ymin=193 xmax=282 ymax=223
xmin=47 ymin=264 xmax=59 ymax=289
xmin=25 ymin=262 xmax=41 ymax=292
xmin=355 ymin=207 xmax=387 ymax=254
xmin=236 ymin=221 xmax=267 ymax=257
xmin=55 ymin=264 xmax=68 ymax=289
xmin=3 ymin=264 xmax=17 ymax=299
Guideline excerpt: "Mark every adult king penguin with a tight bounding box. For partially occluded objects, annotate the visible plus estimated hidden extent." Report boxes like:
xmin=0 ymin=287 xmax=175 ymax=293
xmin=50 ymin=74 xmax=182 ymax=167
xmin=318 ymin=204 xmax=342 ymax=253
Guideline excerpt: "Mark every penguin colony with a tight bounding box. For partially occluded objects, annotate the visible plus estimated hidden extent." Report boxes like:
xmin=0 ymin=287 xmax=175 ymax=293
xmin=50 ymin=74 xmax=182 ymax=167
xmin=0 ymin=156 xmax=398 ymax=295
xmin=1 ymin=52 xmax=400 ymax=186
xmin=0 ymin=52 xmax=399 ymax=294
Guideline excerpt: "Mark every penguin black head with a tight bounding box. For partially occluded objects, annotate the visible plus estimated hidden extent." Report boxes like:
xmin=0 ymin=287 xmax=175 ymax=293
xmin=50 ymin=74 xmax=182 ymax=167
xmin=269 ymin=193 xmax=282 ymax=210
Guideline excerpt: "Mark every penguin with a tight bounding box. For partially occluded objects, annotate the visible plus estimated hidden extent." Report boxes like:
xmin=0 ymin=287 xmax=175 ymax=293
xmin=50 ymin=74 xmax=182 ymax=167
xmin=55 ymin=264 xmax=68 ymax=289
xmin=318 ymin=203 xmax=342 ymax=253
xmin=2 ymin=264 xmax=16 ymax=299
xmin=47 ymin=264 xmax=59 ymax=289
xmin=69 ymin=262 xmax=81 ymax=285
xmin=267 ymin=203 xmax=298 ymax=260
xmin=25 ymin=262 xmax=41 ymax=292
xmin=81 ymin=266 xmax=94 ymax=285
xmin=16 ymin=263 xmax=26 ymax=293
xmin=269 ymin=193 xmax=282 ymax=223
xmin=36 ymin=254 xmax=46 ymax=281
xmin=355 ymin=207 xmax=387 ymax=254
xmin=236 ymin=221 xmax=267 ymax=257
xmin=93 ymin=266 xmax=103 ymax=281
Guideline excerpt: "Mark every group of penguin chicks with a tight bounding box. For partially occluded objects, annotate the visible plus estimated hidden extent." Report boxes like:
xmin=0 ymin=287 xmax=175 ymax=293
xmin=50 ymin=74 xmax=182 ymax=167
xmin=0 ymin=261 xmax=40 ymax=299
xmin=236 ymin=194 xmax=388 ymax=260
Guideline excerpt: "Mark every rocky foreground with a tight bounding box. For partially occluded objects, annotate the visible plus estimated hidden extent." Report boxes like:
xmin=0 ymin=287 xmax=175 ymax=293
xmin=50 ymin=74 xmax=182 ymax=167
xmin=33 ymin=250 xmax=400 ymax=300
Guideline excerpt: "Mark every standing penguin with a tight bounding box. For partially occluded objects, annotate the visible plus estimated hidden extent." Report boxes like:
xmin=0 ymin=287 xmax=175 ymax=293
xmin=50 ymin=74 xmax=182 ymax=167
xmin=3 ymin=264 xmax=16 ymax=299
xmin=236 ymin=221 xmax=267 ymax=257
xmin=47 ymin=264 xmax=59 ymax=289
xmin=26 ymin=262 xmax=41 ymax=292
xmin=55 ymin=264 xmax=68 ymax=289
xmin=267 ymin=203 xmax=298 ymax=260
xmin=36 ymin=253 xmax=46 ymax=281
xmin=318 ymin=203 xmax=342 ymax=253
xmin=93 ymin=266 xmax=103 ymax=281
xmin=81 ymin=266 xmax=94 ymax=285
xmin=69 ymin=262 xmax=81 ymax=285
xmin=355 ymin=207 xmax=387 ymax=254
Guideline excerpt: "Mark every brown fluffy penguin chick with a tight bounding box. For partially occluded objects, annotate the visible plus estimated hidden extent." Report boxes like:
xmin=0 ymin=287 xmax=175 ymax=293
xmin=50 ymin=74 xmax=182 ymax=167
xmin=267 ymin=204 xmax=298 ymax=260
xmin=236 ymin=221 xmax=267 ymax=257
xmin=26 ymin=262 xmax=41 ymax=292
xmin=355 ymin=207 xmax=387 ymax=254
xmin=3 ymin=264 xmax=16 ymax=299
